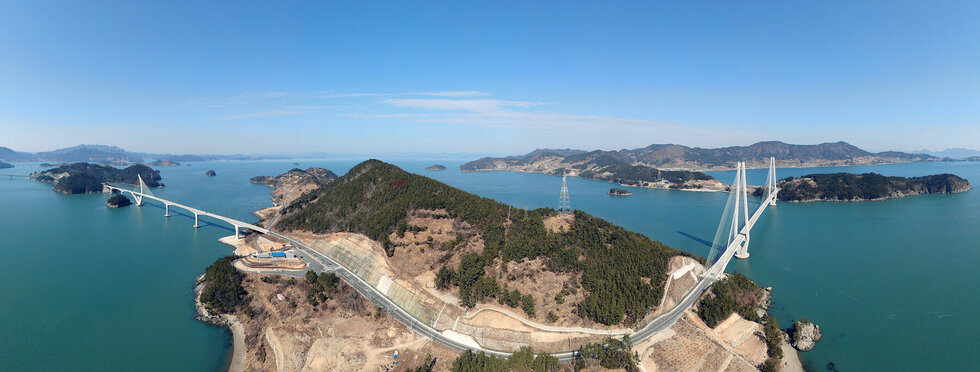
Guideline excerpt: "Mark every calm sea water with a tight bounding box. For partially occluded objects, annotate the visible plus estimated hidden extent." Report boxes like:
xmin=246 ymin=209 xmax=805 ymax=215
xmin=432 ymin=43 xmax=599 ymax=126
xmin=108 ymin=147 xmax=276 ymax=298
xmin=1 ymin=159 xmax=977 ymax=371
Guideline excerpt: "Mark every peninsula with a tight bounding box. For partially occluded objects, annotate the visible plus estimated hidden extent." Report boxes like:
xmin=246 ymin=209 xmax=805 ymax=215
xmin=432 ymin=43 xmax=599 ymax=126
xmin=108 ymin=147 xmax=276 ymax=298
xmin=462 ymin=150 xmax=723 ymax=191
xmin=762 ymin=173 xmax=973 ymax=202
xmin=0 ymin=160 xmax=12 ymax=169
xmin=249 ymin=167 xmax=337 ymax=206
xmin=30 ymin=163 xmax=163 ymax=194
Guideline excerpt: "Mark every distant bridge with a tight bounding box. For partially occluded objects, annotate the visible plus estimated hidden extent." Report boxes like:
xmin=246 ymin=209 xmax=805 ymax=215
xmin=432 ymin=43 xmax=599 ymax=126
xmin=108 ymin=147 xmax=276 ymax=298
xmin=102 ymin=175 xmax=269 ymax=239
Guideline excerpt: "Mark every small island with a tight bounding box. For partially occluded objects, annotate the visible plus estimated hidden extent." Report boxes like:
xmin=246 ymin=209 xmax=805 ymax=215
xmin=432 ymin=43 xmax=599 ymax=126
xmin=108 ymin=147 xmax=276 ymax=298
xmin=760 ymin=172 xmax=973 ymax=202
xmin=205 ymin=170 xmax=216 ymax=176
xmin=608 ymin=187 xmax=632 ymax=196
xmin=425 ymin=164 xmax=447 ymax=171
xmin=106 ymin=194 xmax=132 ymax=208
xmin=0 ymin=160 xmax=12 ymax=169
xmin=147 ymin=160 xmax=181 ymax=167
xmin=789 ymin=318 xmax=822 ymax=351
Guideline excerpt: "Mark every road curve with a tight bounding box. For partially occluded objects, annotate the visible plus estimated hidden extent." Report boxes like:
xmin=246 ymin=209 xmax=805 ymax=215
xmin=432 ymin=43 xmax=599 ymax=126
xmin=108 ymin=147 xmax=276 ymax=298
xmin=266 ymin=230 xmax=721 ymax=362
xmin=104 ymin=184 xmax=738 ymax=362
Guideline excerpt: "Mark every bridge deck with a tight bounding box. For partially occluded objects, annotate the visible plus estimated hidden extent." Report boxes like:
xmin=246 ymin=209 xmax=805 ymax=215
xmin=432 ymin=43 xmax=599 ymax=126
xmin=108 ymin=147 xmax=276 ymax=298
xmin=104 ymin=184 xmax=270 ymax=234
xmin=100 ymin=182 xmax=780 ymax=360
xmin=707 ymin=189 xmax=778 ymax=277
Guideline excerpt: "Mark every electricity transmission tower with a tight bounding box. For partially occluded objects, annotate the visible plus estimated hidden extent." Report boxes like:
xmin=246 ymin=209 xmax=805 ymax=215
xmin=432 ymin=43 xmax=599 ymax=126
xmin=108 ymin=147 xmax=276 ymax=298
xmin=558 ymin=171 xmax=572 ymax=214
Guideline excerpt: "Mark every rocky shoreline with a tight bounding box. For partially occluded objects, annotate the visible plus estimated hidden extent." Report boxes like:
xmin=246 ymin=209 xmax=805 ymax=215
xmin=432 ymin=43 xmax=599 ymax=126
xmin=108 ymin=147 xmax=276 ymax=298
xmin=465 ymin=168 xmax=727 ymax=192
xmin=193 ymin=273 xmax=245 ymax=372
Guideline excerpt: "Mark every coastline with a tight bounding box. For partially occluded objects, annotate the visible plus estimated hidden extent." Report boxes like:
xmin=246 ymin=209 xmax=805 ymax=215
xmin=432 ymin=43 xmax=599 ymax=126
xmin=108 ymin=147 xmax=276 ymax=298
xmin=461 ymin=158 xmax=942 ymax=174
xmin=461 ymin=168 xmax=725 ymax=193
xmin=193 ymin=273 xmax=245 ymax=372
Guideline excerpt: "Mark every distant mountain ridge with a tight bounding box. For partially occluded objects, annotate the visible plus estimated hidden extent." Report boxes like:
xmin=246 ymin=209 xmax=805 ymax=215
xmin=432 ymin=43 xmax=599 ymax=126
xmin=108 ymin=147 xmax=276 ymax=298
xmin=915 ymin=148 xmax=980 ymax=159
xmin=0 ymin=144 xmax=271 ymax=163
xmin=463 ymin=141 xmax=939 ymax=173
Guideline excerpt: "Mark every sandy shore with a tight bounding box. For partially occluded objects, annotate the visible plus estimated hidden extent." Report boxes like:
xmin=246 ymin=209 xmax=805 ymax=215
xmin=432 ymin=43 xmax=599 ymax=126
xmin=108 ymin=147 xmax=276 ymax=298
xmin=779 ymin=340 xmax=805 ymax=372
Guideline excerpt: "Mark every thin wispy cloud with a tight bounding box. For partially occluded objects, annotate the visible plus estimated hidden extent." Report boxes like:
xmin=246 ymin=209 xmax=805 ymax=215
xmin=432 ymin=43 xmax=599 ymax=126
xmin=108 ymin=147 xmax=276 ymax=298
xmin=216 ymin=110 xmax=300 ymax=121
xmin=384 ymin=98 xmax=538 ymax=112
xmin=408 ymin=91 xmax=490 ymax=97
xmin=317 ymin=92 xmax=391 ymax=98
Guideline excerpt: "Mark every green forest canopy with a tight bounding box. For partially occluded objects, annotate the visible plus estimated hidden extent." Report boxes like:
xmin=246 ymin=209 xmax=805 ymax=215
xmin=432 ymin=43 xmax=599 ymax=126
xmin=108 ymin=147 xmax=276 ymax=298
xmin=278 ymin=159 xmax=701 ymax=325
xmin=761 ymin=172 xmax=971 ymax=201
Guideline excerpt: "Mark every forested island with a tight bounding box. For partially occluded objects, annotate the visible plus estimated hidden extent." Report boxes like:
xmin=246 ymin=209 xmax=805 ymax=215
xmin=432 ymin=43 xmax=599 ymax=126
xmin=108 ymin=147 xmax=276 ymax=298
xmin=424 ymin=164 xmax=447 ymax=171
xmin=0 ymin=160 xmax=12 ymax=169
xmin=105 ymin=194 xmax=132 ymax=208
xmin=30 ymin=163 xmax=163 ymax=194
xmin=608 ymin=187 xmax=632 ymax=196
xmin=758 ymin=172 xmax=973 ymax=202
xmin=276 ymin=159 xmax=700 ymax=325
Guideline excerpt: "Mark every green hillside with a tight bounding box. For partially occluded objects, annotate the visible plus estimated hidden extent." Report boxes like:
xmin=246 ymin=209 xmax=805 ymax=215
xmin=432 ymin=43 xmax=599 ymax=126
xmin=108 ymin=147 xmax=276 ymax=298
xmin=278 ymin=159 xmax=701 ymax=325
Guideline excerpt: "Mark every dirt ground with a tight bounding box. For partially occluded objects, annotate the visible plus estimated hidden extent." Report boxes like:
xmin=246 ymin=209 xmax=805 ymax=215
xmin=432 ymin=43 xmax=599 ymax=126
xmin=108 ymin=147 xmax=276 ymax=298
xmin=637 ymin=313 xmax=758 ymax=372
xmin=542 ymin=213 xmax=574 ymax=233
xmin=237 ymin=257 xmax=308 ymax=270
xmin=232 ymin=273 xmax=459 ymax=372
xmin=220 ymin=235 xmax=258 ymax=256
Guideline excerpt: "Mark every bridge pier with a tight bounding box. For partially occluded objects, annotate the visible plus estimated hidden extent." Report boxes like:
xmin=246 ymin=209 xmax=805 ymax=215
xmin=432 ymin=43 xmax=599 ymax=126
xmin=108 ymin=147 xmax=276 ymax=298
xmin=164 ymin=203 xmax=170 ymax=217
xmin=234 ymin=225 xmax=240 ymax=239
xmin=735 ymin=238 xmax=750 ymax=259
xmin=193 ymin=213 xmax=200 ymax=228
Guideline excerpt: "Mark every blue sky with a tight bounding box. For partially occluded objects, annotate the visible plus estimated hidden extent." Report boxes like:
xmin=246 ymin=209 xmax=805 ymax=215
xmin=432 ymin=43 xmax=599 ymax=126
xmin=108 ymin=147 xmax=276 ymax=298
xmin=1 ymin=1 xmax=977 ymax=155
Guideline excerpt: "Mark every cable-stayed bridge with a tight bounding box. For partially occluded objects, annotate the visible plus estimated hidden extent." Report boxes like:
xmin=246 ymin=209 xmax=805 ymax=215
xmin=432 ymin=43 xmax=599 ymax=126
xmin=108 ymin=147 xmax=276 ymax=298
xmin=103 ymin=175 xmax=269 ymax=239
xmin=97 ymin=158 xmax=781 ymax=360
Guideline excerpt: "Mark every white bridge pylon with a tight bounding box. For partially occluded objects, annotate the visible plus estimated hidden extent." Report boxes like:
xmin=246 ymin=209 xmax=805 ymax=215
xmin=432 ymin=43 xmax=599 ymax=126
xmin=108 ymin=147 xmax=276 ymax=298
xmin=731 ymin=158 xmax=778 ymax=259
xmin=706 ymin=158 xmax=779 ymax=272
xmin=731 ymin=162 xmax=751 ymax=258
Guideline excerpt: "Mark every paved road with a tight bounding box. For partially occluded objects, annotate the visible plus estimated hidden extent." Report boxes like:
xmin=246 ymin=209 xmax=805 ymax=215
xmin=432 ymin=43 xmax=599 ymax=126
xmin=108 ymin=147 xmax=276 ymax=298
xmin=107 ymin=182 xmax=751 ymax=360
xmin=122 ymin=184 xmax=770 ymax=361
xmin=258 ymin=208 xmax=762 ymax=360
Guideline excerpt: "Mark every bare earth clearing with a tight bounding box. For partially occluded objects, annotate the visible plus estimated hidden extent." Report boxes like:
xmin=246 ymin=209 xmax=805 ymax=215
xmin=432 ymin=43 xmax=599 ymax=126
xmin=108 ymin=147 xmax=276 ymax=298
xmin=234 ymin=274 xmax=459 ymax=372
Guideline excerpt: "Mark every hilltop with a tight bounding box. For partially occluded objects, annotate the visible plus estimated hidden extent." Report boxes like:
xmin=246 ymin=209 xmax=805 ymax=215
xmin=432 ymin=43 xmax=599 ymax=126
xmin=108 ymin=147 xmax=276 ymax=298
xmin=463 ymin=141 xmax=938 ymax=174
xmin=30 ymin=163 xmax=163 ymax=194
xmin=250 ymin=167 xmax=337 ymax=206
xmin=275 ymin=159 xmax=699 ymax=326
